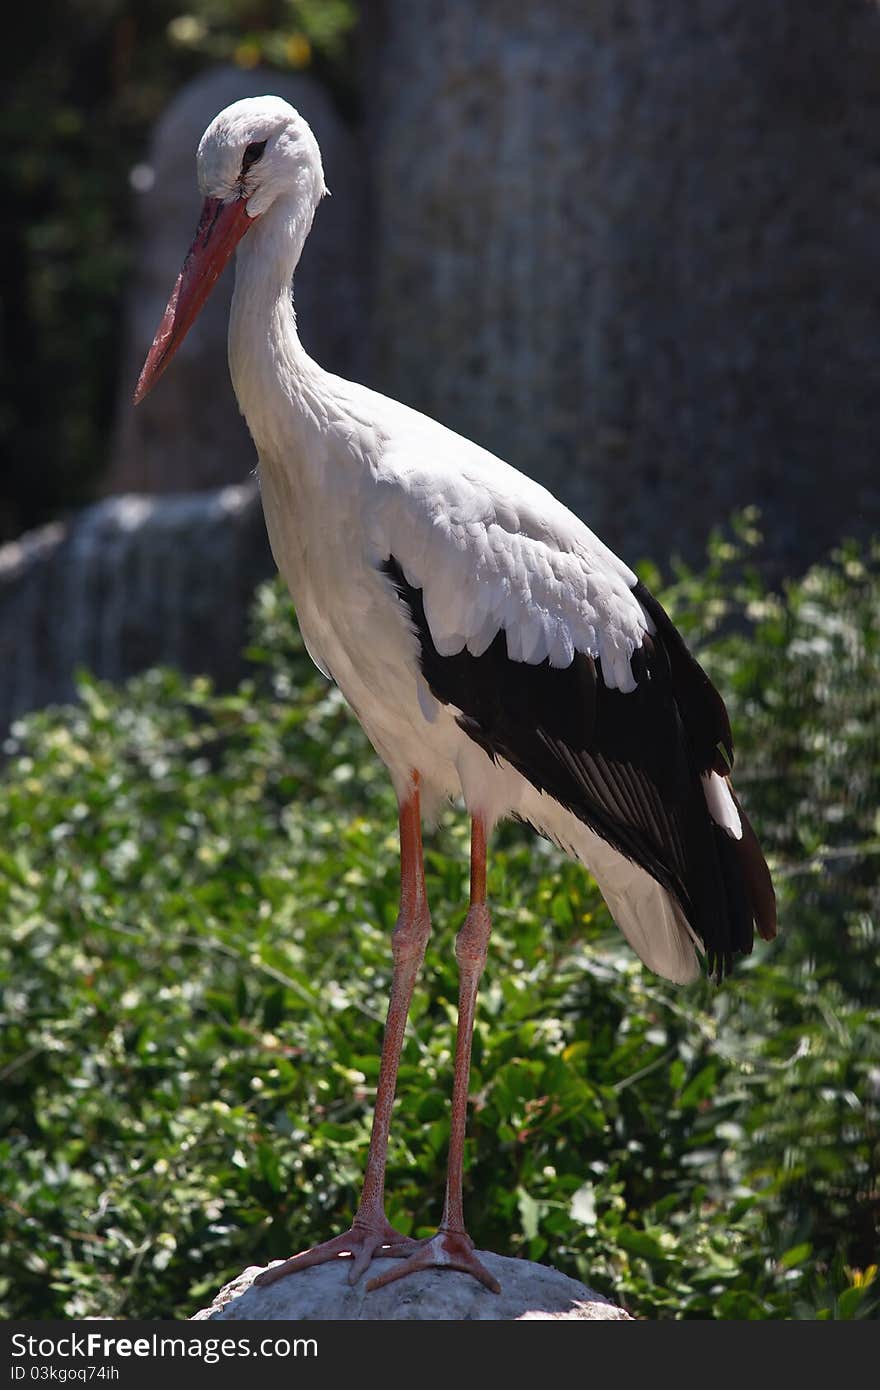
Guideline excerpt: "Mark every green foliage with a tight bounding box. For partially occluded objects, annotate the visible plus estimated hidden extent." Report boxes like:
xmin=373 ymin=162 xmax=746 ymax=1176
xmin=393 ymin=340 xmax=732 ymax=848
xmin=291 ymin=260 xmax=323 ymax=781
xmin=1 ymin=529 xmax=878 ymax=1319
xmin=166 ymin=2 xmax=358 ymax=72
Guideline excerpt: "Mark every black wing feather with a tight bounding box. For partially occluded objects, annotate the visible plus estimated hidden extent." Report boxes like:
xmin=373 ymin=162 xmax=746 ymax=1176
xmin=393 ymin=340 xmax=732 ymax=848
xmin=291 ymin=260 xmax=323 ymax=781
xmin=382 ymin=557 xmax=775 ymax=977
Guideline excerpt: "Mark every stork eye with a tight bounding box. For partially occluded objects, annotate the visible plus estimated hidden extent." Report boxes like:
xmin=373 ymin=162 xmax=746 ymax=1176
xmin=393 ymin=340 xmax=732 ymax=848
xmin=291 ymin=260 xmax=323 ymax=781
xmin=242 ymin=140 xmax=267 ymax=170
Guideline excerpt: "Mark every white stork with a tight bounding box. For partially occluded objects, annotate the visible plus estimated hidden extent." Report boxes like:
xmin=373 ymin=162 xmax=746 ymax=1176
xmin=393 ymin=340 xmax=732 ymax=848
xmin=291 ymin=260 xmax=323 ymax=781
xmin=134 ymin=96 xmax=776 ymax=1294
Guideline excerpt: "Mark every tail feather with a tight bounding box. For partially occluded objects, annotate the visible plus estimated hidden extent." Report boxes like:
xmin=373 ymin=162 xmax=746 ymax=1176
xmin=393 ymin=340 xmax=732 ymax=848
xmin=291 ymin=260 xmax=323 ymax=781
xmin=592 ymin=852 xmax=702 ymax=985
xmin=526 ymin=782 xmax=774 ymax=987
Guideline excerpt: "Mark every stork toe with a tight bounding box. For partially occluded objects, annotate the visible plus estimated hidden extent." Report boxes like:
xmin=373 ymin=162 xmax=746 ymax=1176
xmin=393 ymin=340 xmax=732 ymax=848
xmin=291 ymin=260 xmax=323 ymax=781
xmin=255 ymin=1219 xmax=422 ymax=1289
xmin=366 ymin=1230 xmax=501 ymax=1294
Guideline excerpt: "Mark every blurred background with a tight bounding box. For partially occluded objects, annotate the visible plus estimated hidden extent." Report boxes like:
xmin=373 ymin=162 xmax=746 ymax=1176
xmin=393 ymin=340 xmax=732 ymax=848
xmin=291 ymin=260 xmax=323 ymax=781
xmin=1 ymin=1 xmax=878 ymax=1322
xmin=3 ymin=0 xmax=880 ymax=733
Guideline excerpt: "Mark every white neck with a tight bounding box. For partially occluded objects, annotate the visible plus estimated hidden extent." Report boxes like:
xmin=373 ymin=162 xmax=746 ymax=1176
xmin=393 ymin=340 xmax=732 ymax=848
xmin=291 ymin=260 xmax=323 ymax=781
xmin=228 ymin=192 xmax=330 ymax=467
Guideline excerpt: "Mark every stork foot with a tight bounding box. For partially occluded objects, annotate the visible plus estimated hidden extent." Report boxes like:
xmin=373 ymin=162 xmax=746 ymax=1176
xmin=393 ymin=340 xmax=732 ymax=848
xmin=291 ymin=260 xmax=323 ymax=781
xmin=366 ymin=1229 xmax=501 ymax=1294
xmin=254 ymin=1218 xmax=421 ymax=1288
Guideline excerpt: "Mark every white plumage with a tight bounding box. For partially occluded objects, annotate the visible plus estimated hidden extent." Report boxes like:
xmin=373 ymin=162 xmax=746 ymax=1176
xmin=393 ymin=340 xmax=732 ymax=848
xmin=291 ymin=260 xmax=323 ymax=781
xmin=135 ymin=95 xmax=775 ymax=1294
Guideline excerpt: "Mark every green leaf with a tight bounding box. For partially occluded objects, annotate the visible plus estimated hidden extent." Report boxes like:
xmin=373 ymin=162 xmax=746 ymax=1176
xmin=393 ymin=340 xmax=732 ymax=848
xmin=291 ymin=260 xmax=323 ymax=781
xmin=517 ymin=1188 xmax=541 ymax=1242
xmin=779 ymin=1242 xmax=812 ymax=1270
xmin=616 ymin=1227 xmax=667 ymax=1262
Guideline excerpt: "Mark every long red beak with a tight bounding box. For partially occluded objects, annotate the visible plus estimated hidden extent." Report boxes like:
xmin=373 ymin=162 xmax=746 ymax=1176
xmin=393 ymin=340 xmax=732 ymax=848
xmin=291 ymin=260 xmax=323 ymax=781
xmin=133 ymin=196 xmax=257 ymax=405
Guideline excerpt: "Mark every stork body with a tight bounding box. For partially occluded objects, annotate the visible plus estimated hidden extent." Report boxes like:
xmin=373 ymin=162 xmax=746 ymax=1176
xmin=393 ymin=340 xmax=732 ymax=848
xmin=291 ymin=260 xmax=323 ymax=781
xmin=136 ymin=97 xmax=776 ymax=1293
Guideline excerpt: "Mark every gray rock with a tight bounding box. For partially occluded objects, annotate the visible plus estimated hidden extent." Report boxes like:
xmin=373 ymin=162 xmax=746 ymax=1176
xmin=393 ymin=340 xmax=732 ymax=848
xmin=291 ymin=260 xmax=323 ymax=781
xmin=364 ymin=1 xmax=880 ymax=575
xmin=108 ymin=65 xmax=367 ymax=496
xmin=0 ymin=484 xmax=272 ymax=735
xmin=193 ymin=1253 xmax=631 ymax=1321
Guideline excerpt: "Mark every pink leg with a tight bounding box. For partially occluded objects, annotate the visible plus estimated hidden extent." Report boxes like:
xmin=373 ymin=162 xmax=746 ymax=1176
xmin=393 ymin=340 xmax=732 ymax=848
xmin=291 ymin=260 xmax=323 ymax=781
xmin=255 ymin=776 xmax=431 ymax=1288
xmin=368 ymin=815 xmax=501 ymax=1294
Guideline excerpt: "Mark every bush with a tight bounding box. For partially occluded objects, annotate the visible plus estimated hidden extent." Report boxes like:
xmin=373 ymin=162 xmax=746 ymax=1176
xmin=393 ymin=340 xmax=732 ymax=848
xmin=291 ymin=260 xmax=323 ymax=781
xmin=1 ymin=525 xmax=877 ymax=1319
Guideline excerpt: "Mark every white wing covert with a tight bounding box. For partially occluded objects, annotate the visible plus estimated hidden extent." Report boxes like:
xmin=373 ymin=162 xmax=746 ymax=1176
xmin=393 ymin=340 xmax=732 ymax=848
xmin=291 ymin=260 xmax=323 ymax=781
xmin=365 ymin=444 xmax=650 ymax=694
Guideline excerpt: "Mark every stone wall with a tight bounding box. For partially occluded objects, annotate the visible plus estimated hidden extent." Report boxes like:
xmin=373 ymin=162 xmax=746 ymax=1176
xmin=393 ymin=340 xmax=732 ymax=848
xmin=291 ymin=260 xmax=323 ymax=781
xmin=364 ymin=0 xmax=880 ymax=573
xmin=0 ymin=486 xmax=272 ymax=736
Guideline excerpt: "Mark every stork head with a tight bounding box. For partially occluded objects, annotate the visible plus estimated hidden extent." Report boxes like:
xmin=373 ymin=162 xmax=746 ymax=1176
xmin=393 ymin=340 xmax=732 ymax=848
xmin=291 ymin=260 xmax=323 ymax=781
xmin=134 ymin=96 xmax=325 ymax=405
xmin=196 ymin=95 xmax=326 ymax=217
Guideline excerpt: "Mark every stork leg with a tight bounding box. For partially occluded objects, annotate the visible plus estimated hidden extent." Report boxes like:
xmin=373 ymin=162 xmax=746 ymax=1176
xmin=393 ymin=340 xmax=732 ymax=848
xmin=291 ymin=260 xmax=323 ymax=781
xmin=255 ymin=776 xmax=430 ymax=1288
xmin=368 ymin=814 xmax=501 ymax=1294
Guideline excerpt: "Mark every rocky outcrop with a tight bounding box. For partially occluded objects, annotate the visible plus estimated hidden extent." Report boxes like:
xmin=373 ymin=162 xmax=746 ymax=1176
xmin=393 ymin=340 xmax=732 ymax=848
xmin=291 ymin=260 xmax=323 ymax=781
xmin=107 ymin=66 xmax=367 ymax=496
xmin=0 ymin=485 xmax=271 ymax=734
xmin=193 ymin=1253 xmax=632 ymax=1321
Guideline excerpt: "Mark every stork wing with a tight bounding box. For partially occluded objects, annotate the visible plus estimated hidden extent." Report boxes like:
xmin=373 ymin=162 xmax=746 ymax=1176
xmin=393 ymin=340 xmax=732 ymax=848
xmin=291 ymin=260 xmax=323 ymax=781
xmin=365 ymin=429 xmax=773 ymax=973
xmin=367 ymin=432 xmax=651 ymax=693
